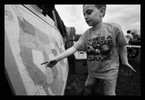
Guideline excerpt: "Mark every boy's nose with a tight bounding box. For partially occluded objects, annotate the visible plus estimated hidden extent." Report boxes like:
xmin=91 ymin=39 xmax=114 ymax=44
xmin=85 ymin=17 xmax=89 ymax=21
xmin=84 ymin=14 xmax=88 ymax=19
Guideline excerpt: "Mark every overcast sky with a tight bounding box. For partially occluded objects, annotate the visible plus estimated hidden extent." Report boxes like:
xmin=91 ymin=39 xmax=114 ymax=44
xmin=55 ymin=4 xmax=140 ymax=35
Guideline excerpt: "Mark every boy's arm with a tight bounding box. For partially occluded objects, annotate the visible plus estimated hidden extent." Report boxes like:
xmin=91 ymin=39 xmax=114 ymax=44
xmin=41 ymin=31 xmax=86 ymax=67
xmin=41 ymin=46 xmax=77 ymax=67
xmin=118 ymin=46 xmax=128 ymax=64
xmin=113 ymin=23 xmax=136 ymax=75
xmin=56 ymin=46 xmax=77 ymax=61
xmin=119 ymin=45 xmax=136 ymax=72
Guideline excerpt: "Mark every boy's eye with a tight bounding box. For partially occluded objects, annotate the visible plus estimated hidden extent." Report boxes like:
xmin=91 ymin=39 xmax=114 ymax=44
xmin=86 ymin=10 xmax=92 ymax=15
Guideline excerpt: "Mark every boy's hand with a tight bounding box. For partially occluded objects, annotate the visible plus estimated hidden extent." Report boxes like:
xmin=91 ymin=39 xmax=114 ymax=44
xmin=41 ymin=59 xmax=58 ymax=68
xmin=119 ymin=63 xmax=136 ymax=76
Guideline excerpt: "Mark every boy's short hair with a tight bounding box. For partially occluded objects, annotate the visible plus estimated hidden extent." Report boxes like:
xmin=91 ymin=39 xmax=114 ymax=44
xmin=83 ymin=4 xmax=106 ymax=17
xmin=95 ymin=4 xmax=106 ymax=17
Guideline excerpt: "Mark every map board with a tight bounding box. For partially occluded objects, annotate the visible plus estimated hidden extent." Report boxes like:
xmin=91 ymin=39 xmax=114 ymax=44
xmin=5 ymin=5 xmax=68 ymax=95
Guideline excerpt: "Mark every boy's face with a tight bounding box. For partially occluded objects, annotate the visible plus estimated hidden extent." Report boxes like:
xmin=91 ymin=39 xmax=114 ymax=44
xmin=83 ymin=5 xmax=103 ymax=26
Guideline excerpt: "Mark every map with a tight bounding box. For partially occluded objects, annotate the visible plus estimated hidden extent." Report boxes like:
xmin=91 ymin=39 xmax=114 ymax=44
xmin=5 ymin=5 xmax=68 ymax=95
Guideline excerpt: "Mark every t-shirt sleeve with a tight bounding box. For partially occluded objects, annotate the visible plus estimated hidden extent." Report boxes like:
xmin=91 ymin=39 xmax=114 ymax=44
xmin=73 ymin=32 xmax=87 ymax=51
xmin=115 ymin=25 xmax=128 ymax=47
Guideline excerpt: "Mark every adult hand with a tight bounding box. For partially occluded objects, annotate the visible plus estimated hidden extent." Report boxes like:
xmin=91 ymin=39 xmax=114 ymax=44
xmin=119 ymin=63 xmax=136 ymax=76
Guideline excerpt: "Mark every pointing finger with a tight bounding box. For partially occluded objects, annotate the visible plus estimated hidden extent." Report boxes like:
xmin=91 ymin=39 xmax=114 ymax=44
xmin=41 ymin=61 xmax=48 ymax=65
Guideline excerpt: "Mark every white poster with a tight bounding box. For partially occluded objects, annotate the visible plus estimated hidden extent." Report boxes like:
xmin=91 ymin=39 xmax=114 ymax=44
xmin=5 ymin=5 xmax=68 ymax=95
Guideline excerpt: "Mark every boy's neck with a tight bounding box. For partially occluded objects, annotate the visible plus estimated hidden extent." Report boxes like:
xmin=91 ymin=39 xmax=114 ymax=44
xmin=92 ymin=21 xmax=103 ymax=32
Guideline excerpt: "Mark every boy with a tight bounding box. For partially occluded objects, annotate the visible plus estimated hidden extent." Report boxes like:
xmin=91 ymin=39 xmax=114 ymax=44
xmin=41 ymin=4 xmax=136 ymax=95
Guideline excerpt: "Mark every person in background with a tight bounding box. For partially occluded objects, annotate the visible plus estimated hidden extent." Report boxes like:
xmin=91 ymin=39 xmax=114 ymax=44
xmin=126 ymin=34 xmax=133 ymax=44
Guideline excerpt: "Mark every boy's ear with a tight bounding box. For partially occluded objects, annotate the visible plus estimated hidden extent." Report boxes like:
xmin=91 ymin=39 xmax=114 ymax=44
xmin=100 ymin=7 xmax=105 ymax=13
xmin=99 ymin=7 xmax=105 ymax=16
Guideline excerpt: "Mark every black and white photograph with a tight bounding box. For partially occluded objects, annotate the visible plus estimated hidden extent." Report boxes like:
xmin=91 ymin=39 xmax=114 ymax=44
xmin=4 ymin=4 xmax=140 ymax=96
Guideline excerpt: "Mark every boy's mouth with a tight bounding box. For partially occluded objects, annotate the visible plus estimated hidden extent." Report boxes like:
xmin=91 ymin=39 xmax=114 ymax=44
xmin=86 ymin=20 xmax=91 ymax=24
xmin=86 ymin=20 xmax=90 ymax=22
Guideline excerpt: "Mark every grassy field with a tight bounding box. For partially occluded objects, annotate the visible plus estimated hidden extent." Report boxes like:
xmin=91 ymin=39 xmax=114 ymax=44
xmin=64 ymin=53 xmax=141 ymax=96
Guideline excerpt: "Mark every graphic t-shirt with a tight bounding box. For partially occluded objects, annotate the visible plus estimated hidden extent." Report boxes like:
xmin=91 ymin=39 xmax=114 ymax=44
xmin=73 ymin=22 xmax=128 ymax=79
